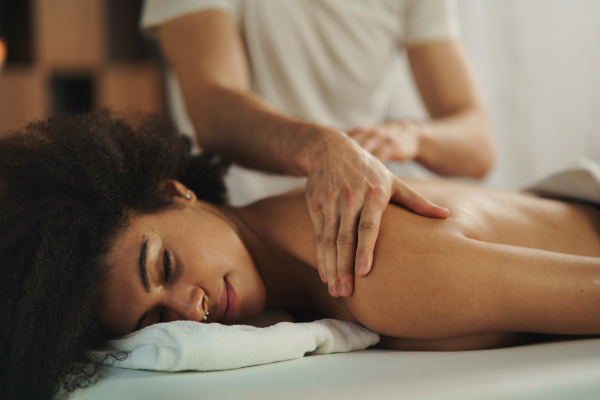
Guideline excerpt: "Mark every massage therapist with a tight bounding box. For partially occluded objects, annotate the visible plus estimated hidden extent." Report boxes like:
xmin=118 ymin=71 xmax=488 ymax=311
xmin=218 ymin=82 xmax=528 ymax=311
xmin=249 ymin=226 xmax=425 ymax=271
xmin=140 ymin=0 xmax=493 ymax=298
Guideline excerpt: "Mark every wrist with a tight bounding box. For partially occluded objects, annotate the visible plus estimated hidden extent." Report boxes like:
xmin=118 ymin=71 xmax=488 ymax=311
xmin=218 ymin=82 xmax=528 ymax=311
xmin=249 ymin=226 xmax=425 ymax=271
xmin=294 ymin=126 xmax=350 ymax=175
xmin=410 ymin=120 xmax=432 ymax=164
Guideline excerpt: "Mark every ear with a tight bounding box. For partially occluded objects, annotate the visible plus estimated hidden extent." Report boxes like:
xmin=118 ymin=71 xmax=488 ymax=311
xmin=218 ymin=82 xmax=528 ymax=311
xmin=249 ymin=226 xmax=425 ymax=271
xmin=160 ymin=180 xmax=196 ymax=202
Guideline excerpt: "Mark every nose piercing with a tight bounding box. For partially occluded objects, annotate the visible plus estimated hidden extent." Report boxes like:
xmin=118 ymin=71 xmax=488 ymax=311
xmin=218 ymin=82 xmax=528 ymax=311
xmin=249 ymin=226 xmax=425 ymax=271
xmin=203 ymin=309 xmax=209 ymax=321
xmin=185 ymin=190 xmax=191 ymax=200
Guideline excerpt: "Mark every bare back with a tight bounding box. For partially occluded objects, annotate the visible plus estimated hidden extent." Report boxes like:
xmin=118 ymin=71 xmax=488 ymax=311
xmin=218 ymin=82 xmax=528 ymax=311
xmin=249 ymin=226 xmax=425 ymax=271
xmin=241 ymin=179 xmax=600 ymax=350
xmin=396 ymin=179 xmax=600 ymax=258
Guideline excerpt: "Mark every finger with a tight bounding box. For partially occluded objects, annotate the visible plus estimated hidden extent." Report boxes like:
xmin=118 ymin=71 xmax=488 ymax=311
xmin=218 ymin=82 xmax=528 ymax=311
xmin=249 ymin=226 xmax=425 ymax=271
xmin=391 ymin=178 xmax=449 ymax=219
xmin=348 ymin=129 xmax=369 ymax=146
xmin=323 ymin=210 xmax=341 ymax=296
xmin=371 ymin=142 xmax=393 ymax=163
xmin=307 ymin=197 xmax=327 ymax=283
xmin=361 ymin=133 xmax=382 ymax=154
xmin=354 ymin=194 xmax=387 ymax=277
xmin=336 ymin=203 xmax=361 ymax=297
xmin=347 ymin=128 xmax=367 ymax=137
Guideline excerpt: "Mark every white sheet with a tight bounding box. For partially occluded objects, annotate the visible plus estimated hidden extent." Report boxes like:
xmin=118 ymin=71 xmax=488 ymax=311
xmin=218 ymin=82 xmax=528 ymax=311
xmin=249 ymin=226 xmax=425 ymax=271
xmin=525 ymin=156 xmax=600 ymax=204
xmin=71 ymin=338 xmax=600 ymax=400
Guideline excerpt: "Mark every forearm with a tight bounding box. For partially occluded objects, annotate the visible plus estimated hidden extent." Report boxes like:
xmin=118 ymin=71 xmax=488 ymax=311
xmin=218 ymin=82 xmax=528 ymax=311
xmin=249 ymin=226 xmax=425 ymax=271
xmin=412 ymin=108 xmax=494 ymax=178
xmin=406 ymin=40 xmax=494 ymax=178
xmin=184 ymin=83 xmax=342 ymax=176
xmin=159 ymin=9 xmax=345 ymax=177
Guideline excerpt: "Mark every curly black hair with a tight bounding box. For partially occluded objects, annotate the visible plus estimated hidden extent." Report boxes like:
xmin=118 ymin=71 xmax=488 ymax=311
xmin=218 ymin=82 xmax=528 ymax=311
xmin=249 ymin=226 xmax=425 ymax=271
xmin=0 ymin=110 xmax=230 ymax=400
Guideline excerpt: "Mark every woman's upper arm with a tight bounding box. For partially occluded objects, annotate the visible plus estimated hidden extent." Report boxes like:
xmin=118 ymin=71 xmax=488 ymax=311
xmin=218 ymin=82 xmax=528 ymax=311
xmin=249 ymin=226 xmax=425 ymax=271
xmin=158 ymin=9 xmax=250 ymax=93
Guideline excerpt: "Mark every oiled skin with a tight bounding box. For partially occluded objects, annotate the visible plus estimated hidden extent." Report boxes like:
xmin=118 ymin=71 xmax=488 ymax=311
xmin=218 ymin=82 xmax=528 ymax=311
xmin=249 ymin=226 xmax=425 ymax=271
xmin=236 ymin=179 xmax=600 ymax=350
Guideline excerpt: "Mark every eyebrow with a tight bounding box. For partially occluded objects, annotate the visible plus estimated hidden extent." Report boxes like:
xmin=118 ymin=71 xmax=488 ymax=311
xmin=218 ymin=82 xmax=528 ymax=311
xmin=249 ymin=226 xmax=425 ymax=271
xmin=139 ymin=240 xmax=151 ymax=293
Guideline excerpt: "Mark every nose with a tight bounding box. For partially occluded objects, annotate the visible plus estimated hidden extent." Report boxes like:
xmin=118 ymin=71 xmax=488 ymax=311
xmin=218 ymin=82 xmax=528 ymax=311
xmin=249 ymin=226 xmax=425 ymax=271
xmin=162 ymin=285 xmax=206 ymax=323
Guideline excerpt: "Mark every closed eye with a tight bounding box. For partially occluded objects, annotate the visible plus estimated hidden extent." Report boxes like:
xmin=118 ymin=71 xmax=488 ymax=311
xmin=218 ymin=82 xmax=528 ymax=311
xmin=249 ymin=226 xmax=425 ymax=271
xmin=163 ymin=249 xmax=172 ymax=282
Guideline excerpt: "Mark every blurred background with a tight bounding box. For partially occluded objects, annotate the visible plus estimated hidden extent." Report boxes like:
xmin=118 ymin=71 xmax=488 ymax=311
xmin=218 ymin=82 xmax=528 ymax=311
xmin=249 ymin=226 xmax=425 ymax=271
xmin=0 ymin=0 xmax=599 ymax=191
xmin=0 ymin=0 xmax=164 ymax=131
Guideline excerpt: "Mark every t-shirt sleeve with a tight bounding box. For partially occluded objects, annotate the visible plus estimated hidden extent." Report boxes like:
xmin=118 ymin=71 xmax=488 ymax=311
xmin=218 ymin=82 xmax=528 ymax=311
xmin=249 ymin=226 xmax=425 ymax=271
xmin=404 ymin=0 xmax=460 ymax=45
xmin=140 ymin=0 xmax=235 ymax=37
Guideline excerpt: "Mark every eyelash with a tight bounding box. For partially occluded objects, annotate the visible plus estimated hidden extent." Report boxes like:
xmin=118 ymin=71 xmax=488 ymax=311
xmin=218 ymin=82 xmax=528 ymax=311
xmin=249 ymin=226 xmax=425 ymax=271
xmin=163 ymin=250 xmax=172 ymax=283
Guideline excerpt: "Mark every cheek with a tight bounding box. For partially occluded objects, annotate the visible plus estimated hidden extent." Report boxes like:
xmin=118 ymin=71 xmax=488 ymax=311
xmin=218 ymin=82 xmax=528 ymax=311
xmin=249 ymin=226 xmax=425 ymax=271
xmin=182 ymin=217 xmax=266 ymax=319
xmin=214 ymin=228 xmax=266 ymax=318
xmin=200 ymin=217 xmax=246 ymax=258
xmin=195 ymin=229 xmax=246 ymax=269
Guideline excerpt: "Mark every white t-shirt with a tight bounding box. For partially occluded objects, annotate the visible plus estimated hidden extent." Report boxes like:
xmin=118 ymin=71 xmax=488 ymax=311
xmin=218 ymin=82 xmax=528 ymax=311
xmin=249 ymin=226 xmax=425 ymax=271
xmin=141 ymin=0 xmax=459 ymax=205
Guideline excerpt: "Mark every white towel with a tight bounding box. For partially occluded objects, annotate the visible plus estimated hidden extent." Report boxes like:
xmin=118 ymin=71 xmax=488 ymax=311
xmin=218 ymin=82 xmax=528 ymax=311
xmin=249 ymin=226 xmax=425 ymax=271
xmin=96 ymin=319 xmax=379 ymax=372
xmin=525 ymin=155 xmax=600 ymax=205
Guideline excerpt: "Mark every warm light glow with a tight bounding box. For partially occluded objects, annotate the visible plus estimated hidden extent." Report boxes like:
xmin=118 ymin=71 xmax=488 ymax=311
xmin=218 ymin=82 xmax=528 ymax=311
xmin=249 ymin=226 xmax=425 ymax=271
xmin=0 ymin=39 xmax=6 ymax=69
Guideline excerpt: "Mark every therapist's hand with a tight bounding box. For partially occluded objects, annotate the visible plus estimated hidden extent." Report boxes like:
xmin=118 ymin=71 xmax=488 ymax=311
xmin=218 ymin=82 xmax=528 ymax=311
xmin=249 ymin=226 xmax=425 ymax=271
xmin=346 ymin=121 xmax=422 ymax=163
xmin=303 ymin=130 xmax=449 ymax=298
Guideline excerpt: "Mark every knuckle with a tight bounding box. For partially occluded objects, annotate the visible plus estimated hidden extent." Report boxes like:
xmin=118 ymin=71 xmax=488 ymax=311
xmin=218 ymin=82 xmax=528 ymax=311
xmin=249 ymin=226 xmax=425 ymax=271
xmin=324 ymin=236 xmax=338 ymax=248
xmin=340 ymin=186 xmax=354 ymax=203
xmin=337 ymin=269 xmax=353 ymax=281
xmin=314 ymin=233 xmax=324 ymax=245
xmin=367 ymin=184 xmax=388 ymax=202
xmin=358 ymin=219 xmax=378 ymax=233
xmin=365 ymin=184 xmax=380 ymax=199
xmin=336 ymin=258 xmax=353 ymax=272
xmin=324 ymin=188 xmax=335 ymax=203
xmin=336 ymin=232 xmax=355 ymax=246
xmin=309 ymin=199 xmax=323 ymax=213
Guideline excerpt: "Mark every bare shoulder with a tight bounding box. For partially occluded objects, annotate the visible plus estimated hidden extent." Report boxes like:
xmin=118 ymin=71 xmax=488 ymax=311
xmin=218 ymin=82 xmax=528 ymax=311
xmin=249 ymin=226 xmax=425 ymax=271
xmin=244 ymin=188 xmax=318 ymax=267
xmin=246 ymin=183 xmax=464 ymax=271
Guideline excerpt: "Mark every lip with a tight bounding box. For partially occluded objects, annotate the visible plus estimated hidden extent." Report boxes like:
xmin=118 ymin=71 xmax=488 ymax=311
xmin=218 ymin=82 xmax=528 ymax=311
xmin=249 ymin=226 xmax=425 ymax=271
xmin=216 ymin=278 xmax=239 ymax=324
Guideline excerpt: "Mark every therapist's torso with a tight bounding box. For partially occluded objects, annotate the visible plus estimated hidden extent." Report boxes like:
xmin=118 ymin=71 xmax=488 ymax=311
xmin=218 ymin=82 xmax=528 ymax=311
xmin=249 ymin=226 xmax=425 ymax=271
xmin=141 ymin=0 xmax=459 ymax=204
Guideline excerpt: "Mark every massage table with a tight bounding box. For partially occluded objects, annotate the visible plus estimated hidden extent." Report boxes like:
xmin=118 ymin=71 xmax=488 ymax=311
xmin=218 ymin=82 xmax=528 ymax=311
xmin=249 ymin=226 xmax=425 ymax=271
xmin=71 ymin=337 xmax=600 ymax=400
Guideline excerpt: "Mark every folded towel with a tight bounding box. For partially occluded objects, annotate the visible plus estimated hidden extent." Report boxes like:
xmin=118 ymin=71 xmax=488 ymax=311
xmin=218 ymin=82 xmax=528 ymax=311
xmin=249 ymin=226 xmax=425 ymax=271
xmin=96 ymin=319 xmax=379 ymax=372
xmin=525 ymin=156 xmax=600 ymax=205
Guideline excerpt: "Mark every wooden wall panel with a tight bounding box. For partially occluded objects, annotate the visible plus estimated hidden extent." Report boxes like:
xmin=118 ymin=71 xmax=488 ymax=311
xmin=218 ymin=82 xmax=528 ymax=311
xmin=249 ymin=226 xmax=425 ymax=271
xmin=98 ymin=64 xmax=164 ymax=115
xmin=0 ymin=0 xmax=164 ymax=135
xmin=0 ymin=68 xmax=47 ymax=135
xmin=35 ymin=0 xmax=106 ymax=69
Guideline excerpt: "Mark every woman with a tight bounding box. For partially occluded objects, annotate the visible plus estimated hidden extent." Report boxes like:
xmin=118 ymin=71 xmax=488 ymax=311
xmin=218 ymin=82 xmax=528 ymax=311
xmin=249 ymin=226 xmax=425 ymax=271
xmin=1 ymin=112 xmax=599 ymax=400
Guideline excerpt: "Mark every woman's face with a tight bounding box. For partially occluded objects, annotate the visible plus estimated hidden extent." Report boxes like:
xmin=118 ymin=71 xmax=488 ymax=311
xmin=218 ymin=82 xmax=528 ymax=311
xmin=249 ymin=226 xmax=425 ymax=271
xmin=99 ymin=185 xmax=266 ymax=336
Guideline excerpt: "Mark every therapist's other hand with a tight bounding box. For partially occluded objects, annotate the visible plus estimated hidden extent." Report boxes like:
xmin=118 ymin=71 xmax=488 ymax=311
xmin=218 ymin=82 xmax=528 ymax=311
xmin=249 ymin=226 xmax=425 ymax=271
xmin=346 ymin=121 xmax=421 ymax=163
xmin=303 ymin=130 xmax=449 ymax=298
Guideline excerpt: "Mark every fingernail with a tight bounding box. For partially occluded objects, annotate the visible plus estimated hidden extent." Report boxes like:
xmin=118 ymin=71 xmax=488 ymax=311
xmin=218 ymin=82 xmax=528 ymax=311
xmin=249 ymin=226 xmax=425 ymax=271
xmin=331 ymin=284 xmax=339 ymax=295
xmin=322 ymin=271 xmax=327 ymax=282
xmin=341 ymin=284 xmax=349 ymax=294
xmin=356 ymin=263 xmax=368 ymax=273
